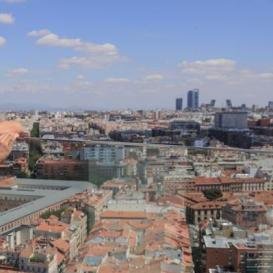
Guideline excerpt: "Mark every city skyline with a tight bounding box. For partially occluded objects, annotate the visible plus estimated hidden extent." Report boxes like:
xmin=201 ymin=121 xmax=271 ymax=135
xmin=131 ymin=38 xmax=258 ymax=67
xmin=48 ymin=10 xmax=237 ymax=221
xmin=0 ymin=0 xmax=273 ymax=109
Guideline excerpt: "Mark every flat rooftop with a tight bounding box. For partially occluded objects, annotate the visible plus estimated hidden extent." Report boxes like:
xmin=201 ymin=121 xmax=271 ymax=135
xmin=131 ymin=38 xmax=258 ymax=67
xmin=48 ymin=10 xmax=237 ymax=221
xmin=0 ymin=178 xmax=94 ymax=233
xmin=203 ymin=236 xmax=246 ymax=249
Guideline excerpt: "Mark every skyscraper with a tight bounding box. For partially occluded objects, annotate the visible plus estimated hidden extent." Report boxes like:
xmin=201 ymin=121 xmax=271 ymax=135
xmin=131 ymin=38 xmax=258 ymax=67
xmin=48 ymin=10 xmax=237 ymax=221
xmin=210 ymin=99 xmax=216 ymax=107
xmin=226 ymin=99 xmax=233 ymax=109
xmin=175 ymin=98 xmax=183 ymax=111
xmin=187 ymin=89 xmax=199 ymax=110
xmin=214 ymin=111 xmax=248 ymax=129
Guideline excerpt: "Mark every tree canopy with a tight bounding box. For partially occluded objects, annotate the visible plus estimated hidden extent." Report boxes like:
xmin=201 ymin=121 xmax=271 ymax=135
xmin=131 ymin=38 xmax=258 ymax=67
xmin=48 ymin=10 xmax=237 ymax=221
xmin=203 ymin=188 xmax=223 ymax=200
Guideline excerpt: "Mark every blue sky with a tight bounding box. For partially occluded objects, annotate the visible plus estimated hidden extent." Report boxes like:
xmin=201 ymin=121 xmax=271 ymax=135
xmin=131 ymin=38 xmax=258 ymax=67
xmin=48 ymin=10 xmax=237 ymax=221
xmin=0 ymin=0 xmax=273 ymax=109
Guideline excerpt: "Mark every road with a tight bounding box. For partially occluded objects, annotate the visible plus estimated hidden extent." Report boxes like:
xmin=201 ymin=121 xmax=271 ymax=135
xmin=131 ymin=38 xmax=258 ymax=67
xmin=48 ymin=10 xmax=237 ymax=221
xmin=24 ymin=137 xmax=273 ymax=155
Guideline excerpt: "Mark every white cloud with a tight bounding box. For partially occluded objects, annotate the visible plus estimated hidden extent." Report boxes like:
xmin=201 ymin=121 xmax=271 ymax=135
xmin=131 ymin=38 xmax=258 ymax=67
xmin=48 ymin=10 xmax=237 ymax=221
xmin=6 ymin=67 xmax=29 ymax=77
xmin=178 ymin=58 xmax=273 ymax=83
xmin=258 ymin=73 xmax=273 ymax=80
xmin=105 ymin=77 xmax=130 ymax=83
xmin=0 ymin=36 xmax=6 ymax=46
xmin=180 ymin=58 xmax=236 ymax=76
xmin=58 ymin=55 xmax=120 ymax=69
xmin=0 ymin=80 xmax=54 ymax=94
xmin=35 ymin=32 xmax=118 ymax=55
xmin=28 ymin=29 xmax=50 ymax=37
xmin=76 ymin=74 xmax=85 ymax=80
xmin=144 ymin=74 xmax=164 ymax=81
xmin=174 ymin=57 xmax=273 ymax=106
xmin=1 ymin=55 xmax=272 ymax=108
xmin=0 ymin=13 xmax=15 ymax=24
xmin=67 ymin=75 xmax=93 ymax=92
xmin=28 ymin=29 xmax=121 ymax=69
xmin=36 ymin=33 xmax=82 ymax=48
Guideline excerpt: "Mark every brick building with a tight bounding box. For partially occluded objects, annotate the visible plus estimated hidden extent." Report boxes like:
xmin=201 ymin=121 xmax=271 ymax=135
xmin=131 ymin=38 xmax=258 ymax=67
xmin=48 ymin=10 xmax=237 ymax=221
xmin=35 ymin=156 xmax=88 ymax=181
xmin=193 ymin=176 xmax=266 ymax=192
xmin=180 ymin=192 xmax=234 ymax=225
xmin=222 ymin=198 xmax=267 ymax=228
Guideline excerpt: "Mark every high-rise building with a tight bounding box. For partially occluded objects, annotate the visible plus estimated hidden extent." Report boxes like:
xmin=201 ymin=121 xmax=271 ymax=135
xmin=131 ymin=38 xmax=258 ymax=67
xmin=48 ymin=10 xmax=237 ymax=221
xmin=175 ymin=98 xmax=183 ymax=111
xmin=169 ymin=120 xmax=200 ymax=132
xmin=214 ymin=111 xmax=248 ymax=129
xmin=226 ymin=99 xmax=232 ymax=109
xmin=268 ymin=101 xmax=273 ymax=110
xmin=187 ymin=89 xmax=199 ymax=110
xmin=241 ymin=103 xmax=246 ymax=110
xmin=210 ymin=99 xmax=216 ymax=107
xmin=210 ymin=111 xmax=251 ymax=148
xmin=80 ymin=144 xmax=125 ymax=164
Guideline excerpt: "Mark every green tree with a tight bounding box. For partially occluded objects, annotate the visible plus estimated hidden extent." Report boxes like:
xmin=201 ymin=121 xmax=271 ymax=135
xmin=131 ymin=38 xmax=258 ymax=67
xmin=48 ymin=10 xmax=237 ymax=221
xmin=28 ymin=139 xmax=43 ymax=172
xmin=203 ymin=188 xmax=223 ymax=200
xmin=40 ymin=207 xmax=66 ymax=219
xmin=30 ymin=122 xmax=40 ymax=137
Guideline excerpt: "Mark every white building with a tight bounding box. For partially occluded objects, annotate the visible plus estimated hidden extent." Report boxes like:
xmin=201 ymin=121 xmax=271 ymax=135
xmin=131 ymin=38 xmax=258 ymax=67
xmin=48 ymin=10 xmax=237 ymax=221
xmin=80 ymin=144 xmax=125 ymax=164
